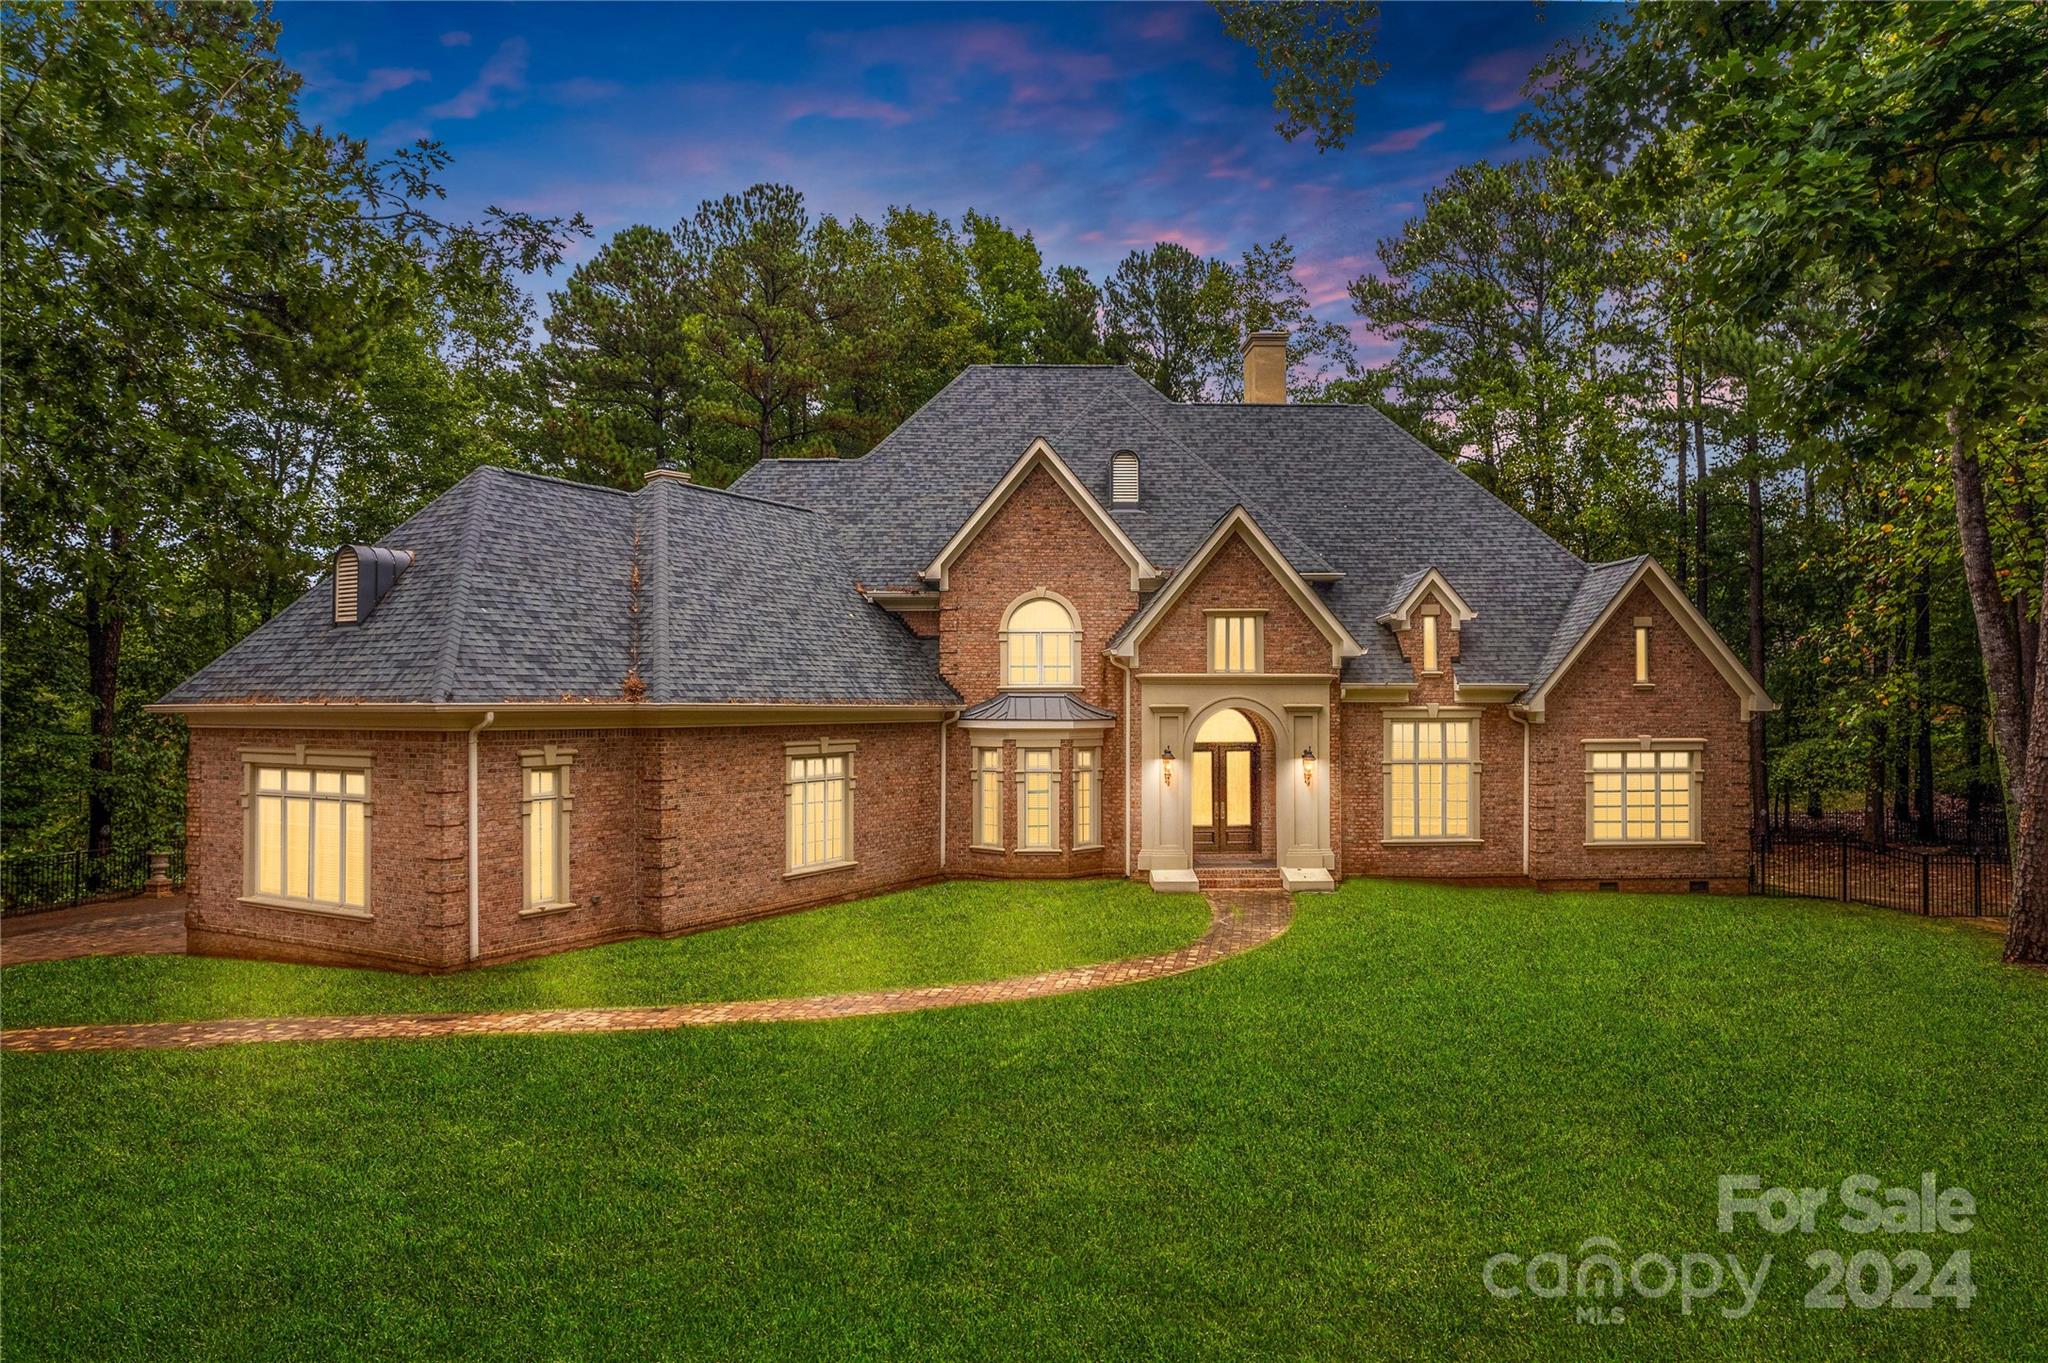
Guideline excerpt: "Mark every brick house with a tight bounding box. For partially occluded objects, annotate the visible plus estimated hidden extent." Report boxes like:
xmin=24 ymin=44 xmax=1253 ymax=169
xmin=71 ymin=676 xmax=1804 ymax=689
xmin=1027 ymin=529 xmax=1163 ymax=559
xmin=155 ymin=332 xmax=1774 ymax=971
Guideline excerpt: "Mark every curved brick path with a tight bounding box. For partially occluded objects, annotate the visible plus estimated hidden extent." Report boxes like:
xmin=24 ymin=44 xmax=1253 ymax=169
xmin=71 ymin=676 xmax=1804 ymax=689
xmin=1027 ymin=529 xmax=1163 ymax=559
xmin=1 ymin=892 xmax=1291 ymax=1054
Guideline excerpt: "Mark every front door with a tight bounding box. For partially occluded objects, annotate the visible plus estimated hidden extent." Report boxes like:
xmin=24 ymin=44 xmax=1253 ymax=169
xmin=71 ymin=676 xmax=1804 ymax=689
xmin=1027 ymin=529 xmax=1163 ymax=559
xmin=1191 ymin=743 xmax=1257 ymax=852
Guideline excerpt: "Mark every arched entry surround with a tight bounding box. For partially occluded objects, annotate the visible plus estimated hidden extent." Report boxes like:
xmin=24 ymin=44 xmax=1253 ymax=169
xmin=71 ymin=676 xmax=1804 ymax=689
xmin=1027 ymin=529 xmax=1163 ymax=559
xmin=1188 ymin=705 xmax=1274 ymax=861
xmin=1134 ymin=682 xmax=1335 ymax=891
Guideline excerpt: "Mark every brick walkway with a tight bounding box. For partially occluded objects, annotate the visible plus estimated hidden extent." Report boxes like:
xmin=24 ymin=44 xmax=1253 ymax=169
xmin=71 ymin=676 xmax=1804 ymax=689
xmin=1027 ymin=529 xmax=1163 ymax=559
xmin=0 ymin=897 xmax=187 ymax=967
xmin=1 ymin=891 xmax=1292 ymax=1054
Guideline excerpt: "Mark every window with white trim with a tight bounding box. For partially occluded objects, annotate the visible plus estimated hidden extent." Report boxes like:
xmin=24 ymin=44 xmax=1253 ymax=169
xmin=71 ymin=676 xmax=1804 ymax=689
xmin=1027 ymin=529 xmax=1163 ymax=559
xmin=1072 ymin=747 xmax=1100 ymax=848
xmin=1019 ymin=748 xmax=1058 ymax=850
xmin=973 ymin=747 xmax=1003 ymax=849
xmin=1587 ymin=744 xmax=1698 ymax=843
xmin=1384 ymin=717 xmax=1476 ymax=840
xmin=247 ymin=763 xmax=369 ymax=910
xmin=523 ymin=765 xmax=569 ymax=908
xmin=1634 ymin=621 xmax=1652 ymax=685
xmin=1420 ymin=613 xmax=1440 ymax=673
xmin=1003 ymin=597 xmax=1079 ymax=688
xmin=1208 ymin=613 xmax=1262 ymax=673
xmin=786 ymin=745 xmax=853 ymax=872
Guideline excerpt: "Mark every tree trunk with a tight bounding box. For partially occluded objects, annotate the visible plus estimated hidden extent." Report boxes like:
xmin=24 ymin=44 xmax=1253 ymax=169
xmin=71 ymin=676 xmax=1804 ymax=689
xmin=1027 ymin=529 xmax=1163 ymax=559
xmin=1947 ymin=409 xmax=2045 ymax=963
xmin=1914 ymin=576 xmax=1935 ymax=840
xmin=82 ymin=561 xmax=126 ymax=860
xmin=1746 ymin=435 xmax=1766 ymax=851
xmin=1692 ymin=367 xmax=1710 ymax=615
xmin=1674 ymin=359 xmax=1690 ymax=595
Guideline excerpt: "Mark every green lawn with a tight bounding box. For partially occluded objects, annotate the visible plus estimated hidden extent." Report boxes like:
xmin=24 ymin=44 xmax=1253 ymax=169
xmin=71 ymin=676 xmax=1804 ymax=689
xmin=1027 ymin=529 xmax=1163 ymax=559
xmin=5 ymin=881 xmax=2045 ymax=1362
xmin=0 ymin=877 xmax=1207 ymax=1028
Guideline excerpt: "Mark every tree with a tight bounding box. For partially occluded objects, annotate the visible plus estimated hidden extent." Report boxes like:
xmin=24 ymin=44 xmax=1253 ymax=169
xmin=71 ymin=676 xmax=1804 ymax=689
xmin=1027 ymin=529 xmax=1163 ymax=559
xmin=1103 ymin=243 xmax=1236 ymax=401
xmin=1212 ymin=1 xmax=1385 ymax=152
xmin=1214 ymin=237 xmax=1357 ymax=398
xmin=534 ymin=225 xmax=700 ymax=487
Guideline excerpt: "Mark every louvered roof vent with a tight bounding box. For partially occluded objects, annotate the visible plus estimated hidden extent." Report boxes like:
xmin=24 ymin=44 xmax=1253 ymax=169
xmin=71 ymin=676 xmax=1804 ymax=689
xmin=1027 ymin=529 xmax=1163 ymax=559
xmin=333 ymin=545 xmax=414 ymax=625
xmin=1111 ymin=451 xmax=1139 ymax=505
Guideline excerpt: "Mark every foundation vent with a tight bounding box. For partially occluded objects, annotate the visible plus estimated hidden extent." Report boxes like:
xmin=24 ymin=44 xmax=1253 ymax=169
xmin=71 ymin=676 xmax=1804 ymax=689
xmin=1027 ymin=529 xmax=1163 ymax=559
xmin=333 ymin=545 xmax=415 ymax=626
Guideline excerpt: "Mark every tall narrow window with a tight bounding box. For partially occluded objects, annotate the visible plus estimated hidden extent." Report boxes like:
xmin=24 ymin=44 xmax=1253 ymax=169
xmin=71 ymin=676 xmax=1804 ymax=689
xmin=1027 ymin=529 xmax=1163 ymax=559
xmin=1111 ymin=451 xmax=1139 ymax=504
xmin=523 ymin=767 xmax=567 ymax=908
xmin=1019 ymin=748 xmax=1057 ymax=850
xmin=1420 ymin=613 xmax=1440 ymax=673
xmin=974 ymin=747 xmax=1003 ymax=849
xmin=1588 ymin=745 xmax=1698 ymax=843
xmin=1208 ymin=613 xmax=1261 ymax=673
xmin=247 ymin=762 xmax=368 ymax=911
xmin=1384 ymin=718 xmax=1476 ymax=840
xmin=1634 ymin=622 xmax=1652 ymax=685
xmin=1003 ymin=596 xmax=1078 ymax=688
xmin=786 ymin=748 xmax=852 ymax=872
xmin=1073 ymin=748 xmax=1100 ymax=848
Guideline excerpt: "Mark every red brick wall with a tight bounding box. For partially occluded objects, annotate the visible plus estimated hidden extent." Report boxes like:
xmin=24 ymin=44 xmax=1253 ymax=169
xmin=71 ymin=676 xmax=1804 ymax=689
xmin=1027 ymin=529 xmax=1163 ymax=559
xmin=1338 ymin=701 xmax=1526 ymax=881
xmin=1527 ymin=582 xmax=1751 ymax=890
xmin=945 ymin=733 xmax=1118 ymax=878
xmin=1137 ymin=534 xmax=1334 ymax=675
xmin=935 ymin=464 xmax=1137 ymax=875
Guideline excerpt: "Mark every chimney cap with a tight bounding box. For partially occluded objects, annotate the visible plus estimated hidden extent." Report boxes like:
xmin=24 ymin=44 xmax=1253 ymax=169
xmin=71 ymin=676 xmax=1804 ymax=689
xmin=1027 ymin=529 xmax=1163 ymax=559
xmin=643 ymin=467 xmax=692 ymax=484
xmin=1240 ymin=329 xmax=1289 ymax=354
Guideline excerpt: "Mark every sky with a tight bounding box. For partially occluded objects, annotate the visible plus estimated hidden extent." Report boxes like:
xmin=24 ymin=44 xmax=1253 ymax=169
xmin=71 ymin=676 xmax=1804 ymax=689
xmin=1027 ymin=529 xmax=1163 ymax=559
xmin=276 ymin=1 xmax=1618 ymax=364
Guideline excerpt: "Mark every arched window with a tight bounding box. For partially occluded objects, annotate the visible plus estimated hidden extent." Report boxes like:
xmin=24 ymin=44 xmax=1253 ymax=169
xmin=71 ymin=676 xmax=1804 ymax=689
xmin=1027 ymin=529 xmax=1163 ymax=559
xmin=1111 ymin=452 xmax=1139 ymax=504
xmin=1003 ymin=596 xmax=1078 ymax=688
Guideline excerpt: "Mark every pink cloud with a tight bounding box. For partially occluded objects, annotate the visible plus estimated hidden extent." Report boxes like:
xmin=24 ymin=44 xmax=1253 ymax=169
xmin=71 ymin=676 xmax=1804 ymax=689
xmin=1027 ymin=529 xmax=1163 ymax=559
xmin=426 ymin=37 xmax=527 ymax=120
xmin=1130 ymin=5 xmax=1191 ymax=43
xmin=1460 ymin=46 xmax=1549 ymax=113
xmin=1362 ymin=120 xmax=1446 ymax=155
xmin=440 ymin=30 xmax=472 ymax=48
xmin=781 ymin=93 xmax=915 ymax=127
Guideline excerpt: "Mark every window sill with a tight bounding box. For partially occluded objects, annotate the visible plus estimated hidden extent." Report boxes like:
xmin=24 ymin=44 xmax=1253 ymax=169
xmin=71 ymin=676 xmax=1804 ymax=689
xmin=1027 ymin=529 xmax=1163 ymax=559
xmin=1072 ymin=842 xmax=1105 ymax=852
xmin=238 ymin=895 xmax=372 ymax=922
xmin=519 ymin=901 xmax=578 ymax=918
xmin=784 ymin=859 xmax=858 ymax=881
xmin=967 ymin=844 xmax=1007 ymax=855
xmin=1016 ymin=846 xmax=1064 ymax=855
xmin=1633 ymin=682 xmax=1656 ymax=691
xmin=1584 ymin=840 xmax=1705 ymax=849
xmin=1380 ymin=837 xmax=1483 ymax=847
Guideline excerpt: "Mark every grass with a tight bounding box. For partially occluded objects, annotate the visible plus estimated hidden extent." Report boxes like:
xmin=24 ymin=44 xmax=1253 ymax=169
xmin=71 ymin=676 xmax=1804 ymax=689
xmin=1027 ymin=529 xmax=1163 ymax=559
xmin=0 ymin=877 xmax=1208 ymax=1028
xmin=4 ymin=880 xmax=2045 ymax=1361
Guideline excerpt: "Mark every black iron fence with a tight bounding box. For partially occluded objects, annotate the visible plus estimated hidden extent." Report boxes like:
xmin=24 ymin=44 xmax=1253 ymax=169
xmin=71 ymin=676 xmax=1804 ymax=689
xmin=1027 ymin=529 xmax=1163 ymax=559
xmin=1768 ymin=805 xmax=2008 ymax=856
xmin=0 ymin=848 xmax=184 ymax=917
xmin=1752 ymin=834 xmax=2009 ymax=919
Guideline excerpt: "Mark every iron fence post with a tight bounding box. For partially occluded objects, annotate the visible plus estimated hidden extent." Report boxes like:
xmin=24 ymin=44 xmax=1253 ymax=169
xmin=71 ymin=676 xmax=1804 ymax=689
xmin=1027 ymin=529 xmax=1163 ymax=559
xmin=1973 ymin=852 xmax=1982 ymax=917
xmin=1920 ymin=853 xmax=1930 ymax=916
xmin=1840 ymin=839 xmax=1849 ymax=902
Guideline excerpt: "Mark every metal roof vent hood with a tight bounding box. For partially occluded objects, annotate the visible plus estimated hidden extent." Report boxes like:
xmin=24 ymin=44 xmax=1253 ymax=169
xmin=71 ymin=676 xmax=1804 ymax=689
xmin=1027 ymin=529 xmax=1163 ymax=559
xmin=333 ymin=545 xmax=415 ymax=625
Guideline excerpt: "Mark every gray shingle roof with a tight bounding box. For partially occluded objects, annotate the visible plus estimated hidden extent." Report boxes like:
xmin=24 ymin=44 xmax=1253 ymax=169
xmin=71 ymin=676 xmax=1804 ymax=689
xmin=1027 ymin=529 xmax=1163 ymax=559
xmin=160 ymin=467 xmax=957 ymax=707
xmin=1517 ymin=556 xmax=1647 ymax=701
xmin=957 ymin=692 xmax=1116 ymax=724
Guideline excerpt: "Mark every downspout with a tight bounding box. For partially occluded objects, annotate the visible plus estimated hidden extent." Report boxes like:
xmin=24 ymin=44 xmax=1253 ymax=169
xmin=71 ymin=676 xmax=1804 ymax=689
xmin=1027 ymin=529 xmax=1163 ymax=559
xmin=938 ymin=712 xmax=955 ymax=871
xmin=1510 ymin=708 xmax=1531 ymax=878
xmin=467 ymin=710 xmax=495 ymax=961
xmin=1121 ymin=660 xmax=1133 ymax=879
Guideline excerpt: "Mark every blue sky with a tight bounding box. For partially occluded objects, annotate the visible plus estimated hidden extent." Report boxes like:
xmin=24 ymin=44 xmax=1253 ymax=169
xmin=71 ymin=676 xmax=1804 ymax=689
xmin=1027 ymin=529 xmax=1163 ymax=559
xmin=277 ymin=1 xmax=1616 ymax=362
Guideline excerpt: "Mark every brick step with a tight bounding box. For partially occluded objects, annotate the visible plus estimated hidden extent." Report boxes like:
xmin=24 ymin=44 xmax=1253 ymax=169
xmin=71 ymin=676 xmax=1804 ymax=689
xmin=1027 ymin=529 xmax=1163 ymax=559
xmin=1196 ymin=867 xmax=1286 ymax=892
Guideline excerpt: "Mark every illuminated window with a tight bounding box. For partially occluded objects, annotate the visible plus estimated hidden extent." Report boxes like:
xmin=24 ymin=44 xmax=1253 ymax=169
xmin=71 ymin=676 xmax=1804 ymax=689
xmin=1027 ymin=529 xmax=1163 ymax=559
xmin=1384 ymin=718 xmax=1476 ymax=840
xmin=786 ymin=746 xmax=852 ymax=872
xmin=1019 ymin=748 xmax=1058 ymax=850
xmin=973 ymin=747 xmax=1003 ymax=849
xmin=1634 ymin=623 xmax=1652 ymax=685
xmin=246 ymin=761 xmax=368 ymax=911
xmin=1420 ymin=613 xmax=1440 ymax=673
xmin=1003 ymin=596 xmax=1078 ymax=688
xmin=523 ymin=767 xmax=568 ymax=908
xmin=1073 ymin=748 xmax=1100 ymax=848
xmin=1208 ymin=613 xmax=1261 ymax=673
xmin=1587 ymin=744 xmax=1698 ymax=842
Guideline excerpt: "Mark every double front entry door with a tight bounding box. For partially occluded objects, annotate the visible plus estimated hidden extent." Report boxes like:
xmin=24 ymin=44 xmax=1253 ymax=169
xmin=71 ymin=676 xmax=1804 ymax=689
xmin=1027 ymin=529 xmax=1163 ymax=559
xmin=1190 ymin=742 xmax=1257 ymax=852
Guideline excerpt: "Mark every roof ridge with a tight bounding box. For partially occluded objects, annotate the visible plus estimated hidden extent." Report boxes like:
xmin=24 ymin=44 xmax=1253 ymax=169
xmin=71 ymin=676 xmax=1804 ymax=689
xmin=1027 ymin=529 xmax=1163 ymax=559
xmin=642 ymin=474 xmax=820 ymax=516
xmin=429 ymin=474 xmax=489 ymax=702
xmin=478 ymin=464 xmax=637 ymax=497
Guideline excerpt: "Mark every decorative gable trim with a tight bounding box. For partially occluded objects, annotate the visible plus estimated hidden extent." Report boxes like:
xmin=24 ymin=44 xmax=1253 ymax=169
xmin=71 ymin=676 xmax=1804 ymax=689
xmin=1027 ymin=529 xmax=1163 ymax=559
xmin=1376 ymin=567 xmax=1477 ymax=632
xmin=1519 ymin=557 xmax=1777 ymax=719
xmin=1108 ymin=506 xmax=1365 ymax=669
xmin=922 ymin=438 xmax=1161 ymax=592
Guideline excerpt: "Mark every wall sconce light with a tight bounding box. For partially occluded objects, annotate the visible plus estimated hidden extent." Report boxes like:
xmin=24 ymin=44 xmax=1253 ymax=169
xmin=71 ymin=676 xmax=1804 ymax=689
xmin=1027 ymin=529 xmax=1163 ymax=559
xmin=1161 ymin=745 xmax=1175 ymax=788
xmin=1301 ymin=745 xmax=1317 ymax=788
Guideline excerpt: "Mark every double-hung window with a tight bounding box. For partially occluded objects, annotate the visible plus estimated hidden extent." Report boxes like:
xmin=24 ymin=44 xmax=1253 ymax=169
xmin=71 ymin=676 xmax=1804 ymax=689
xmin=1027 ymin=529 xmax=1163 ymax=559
xmin=1208 ymin=612 xmax=1262 ymax=673
xmin=786 ymin=742 xmax=854 ymax=873
xmin=1072 ymin=748 xmax=1100 ymax=848
xmin=1019 ymin=748 xmax=1058 ymax=850
xmin=1587 ymin=743 xmax=1699 ymax=843
xmin=246 ymin=757 xmax=369 ymax=912
xmin=973 ymin=747 xmax=1004 ymax=849
xmin=1384 ymin=717 xmax=1477 ymax=841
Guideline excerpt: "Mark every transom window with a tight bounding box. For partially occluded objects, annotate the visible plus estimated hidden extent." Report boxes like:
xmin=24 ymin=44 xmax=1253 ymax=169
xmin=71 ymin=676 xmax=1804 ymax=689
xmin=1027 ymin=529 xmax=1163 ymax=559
xmin=1073 ymin=748 xmax=1100 ymax=848
xmin=786 ymin=746 xmax=853 ymax=873
xmin=1004 ymin=596 xmax=1079 ymax=688
xmin=974 ymin=747 xmax=1003 ymax=849
xmin=1019 ymin=748 xmax=1058 ymax=850
xmin=1208 ymin=613 xmax=1262 ymax=673
xmin=1588 ymin=744 xmax=1698 ymax=842
xmin=1385 ymin=718 xmax=1476 ymax=841
xmin=248 ymin=763 xmax=368 ymax=910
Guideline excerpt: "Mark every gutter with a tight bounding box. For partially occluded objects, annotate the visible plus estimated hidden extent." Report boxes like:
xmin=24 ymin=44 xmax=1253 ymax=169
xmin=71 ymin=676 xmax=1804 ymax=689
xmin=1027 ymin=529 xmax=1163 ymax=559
xmin=1121 ymin=659 xmax=1133 ymax=879
xmin=938 ymin=712 xmax=956 ymax=870
xmin=1509 ymin=707 xmax=1531 ymax=877
xmin=467 ymin=710 xmax=495 ymax=961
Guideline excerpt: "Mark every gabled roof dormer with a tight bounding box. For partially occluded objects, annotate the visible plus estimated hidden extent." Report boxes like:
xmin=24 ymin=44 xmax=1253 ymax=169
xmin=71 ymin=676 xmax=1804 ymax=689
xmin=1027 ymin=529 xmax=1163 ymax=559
xmin=922 ymin=438 xmax=1162 ymax=592
xmin=1375 ymin=567 xmax=1477 ymax=633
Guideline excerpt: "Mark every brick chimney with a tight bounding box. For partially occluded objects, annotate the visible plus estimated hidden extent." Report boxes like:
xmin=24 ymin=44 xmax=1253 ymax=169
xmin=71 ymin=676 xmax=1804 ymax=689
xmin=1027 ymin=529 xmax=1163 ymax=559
xmin=1242 ymin=330 xmax=1288 ymax=404
xmin=643 ymin=466 xmax=691 ymax=484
